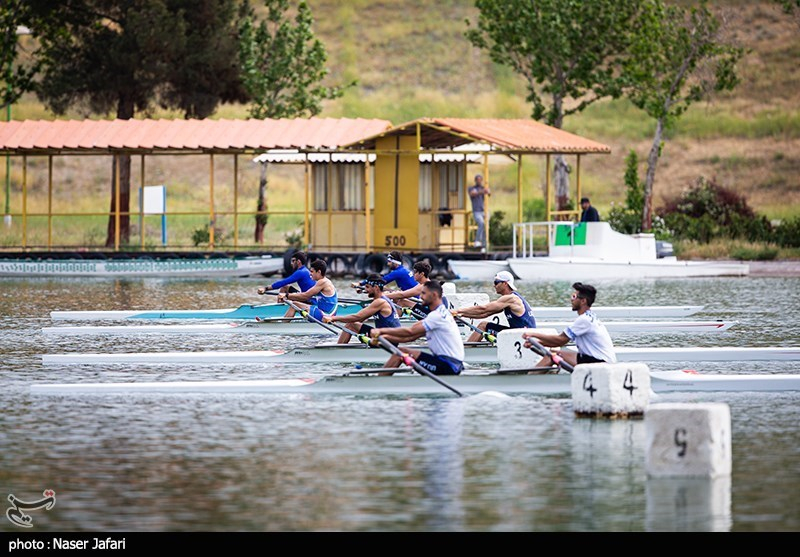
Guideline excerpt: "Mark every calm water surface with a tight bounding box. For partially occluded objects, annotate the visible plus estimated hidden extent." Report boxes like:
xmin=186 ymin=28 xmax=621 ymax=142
xmin=1 ymin=275 xmax=798 ymax=532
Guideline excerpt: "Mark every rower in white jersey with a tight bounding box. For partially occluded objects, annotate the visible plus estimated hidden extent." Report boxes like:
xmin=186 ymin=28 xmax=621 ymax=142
xmin=522 ymin=282 xmax=616 ymax=370
xmin=369 ymin=280 xmax=465 ymax=376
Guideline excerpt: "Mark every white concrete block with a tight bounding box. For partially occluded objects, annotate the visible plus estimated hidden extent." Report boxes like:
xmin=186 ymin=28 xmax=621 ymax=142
xmin=446 ymin=292 xmax=490 ymax=311
xmin=645 ymin=402 xmax=732 ymax=478
xmin=571 ymin=362 xmax=651 ymax=418
xmin=497 ymin=328 xmax=559 ymax=369
xmin=442 ymin=282 xmax=457 ymax=295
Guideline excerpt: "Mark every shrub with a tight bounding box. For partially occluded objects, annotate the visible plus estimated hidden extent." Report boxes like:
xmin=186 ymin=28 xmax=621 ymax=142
xmin=658 ymin=176 xmax=771 ymax=243
xmin=489 ymin=210 xmax=513 ymax=247
xmin=523 ymin=198 xmax=547 ymax=222
xmin=774 ymin=216 xmax=800 ymax=248
xmin=191 ymin=224 xmax=226 ymax=247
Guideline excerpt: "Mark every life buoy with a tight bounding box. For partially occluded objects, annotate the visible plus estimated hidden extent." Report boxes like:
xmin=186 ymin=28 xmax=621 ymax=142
xmin=363 ymin=253 xmax=388 ymax=274
xmin=282 ymin=248 xmax=296 ymax=276
xmin=326 ymin=254 xmax=350 ymax=278
xmin=414 ymin=253 xmax=440 ymax=275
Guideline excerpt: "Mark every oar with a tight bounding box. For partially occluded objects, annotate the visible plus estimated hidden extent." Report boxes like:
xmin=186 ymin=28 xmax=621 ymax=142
xmin=373 ymin=335 xmax=464 ymax=397
xmin=324 ymin=319 xmax=374 ymax=346
xmin=452 ymin=314 xmax=497 ymax=344
xmin=260 ymin=289 xmax=370 ymax=306
xmin=524 ymin=336 xmax=574 ymax=373
xmin=282 ymin=299 xmax=340 ymax=336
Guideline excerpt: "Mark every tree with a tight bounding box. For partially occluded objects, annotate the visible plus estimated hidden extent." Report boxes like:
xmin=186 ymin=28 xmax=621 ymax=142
xmin=465 ymin=0 xmax=641 ymax=211
xmin=622 ymin=0 xmax=745 ymax=231
xmin=238 ymin=0 xmax=353 ymax=243
xmin=34 ymin=1 xmax=247 ymax=247
xmin=1 ymin=1 xmax=41 ymax=108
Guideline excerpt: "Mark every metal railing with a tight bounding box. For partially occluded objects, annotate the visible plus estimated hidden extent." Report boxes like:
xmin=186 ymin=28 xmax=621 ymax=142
xmin=512 ymin=221 xmax=578 ymax=258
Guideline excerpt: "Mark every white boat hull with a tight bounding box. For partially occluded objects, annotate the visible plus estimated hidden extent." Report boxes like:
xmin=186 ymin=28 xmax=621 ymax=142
xmin=41 ymin=345 xmax=800 ymax=366
xmin=448 ymin=259 xmax=513 ymax=281
xmin=0 ymin=255 xmax=283 ymax=278
xmin=49 ymin=303 xmax=705 ymax=321
xmin=29 ymin=369 xmax=800 ymax=396
xmin=41 ymin=319 xmax=738 ymax=336
xmin=508 ymin=256 xmax=750 ymax=281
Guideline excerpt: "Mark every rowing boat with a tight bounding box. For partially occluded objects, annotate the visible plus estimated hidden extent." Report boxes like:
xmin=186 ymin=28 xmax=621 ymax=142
xmin=40 ymin=319 xmax=738 ymax=336
xmin=40 ymin=345 xmax=800 ymax=366
xmin=49 ymin=302 xmax=365 ymax=321
xmin=29 ymin=369 xmax=800 ymax=395
xmin=48 ymin=304 xmax=705 ymax=321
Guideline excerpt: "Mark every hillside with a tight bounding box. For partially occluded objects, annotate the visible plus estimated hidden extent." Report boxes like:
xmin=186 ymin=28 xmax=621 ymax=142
xmin=8 ymin=0 xmax=800 ymax=225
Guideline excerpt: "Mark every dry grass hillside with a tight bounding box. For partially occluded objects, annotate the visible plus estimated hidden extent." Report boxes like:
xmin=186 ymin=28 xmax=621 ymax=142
xmin=6 ymin=0 xmax=799 ymax=236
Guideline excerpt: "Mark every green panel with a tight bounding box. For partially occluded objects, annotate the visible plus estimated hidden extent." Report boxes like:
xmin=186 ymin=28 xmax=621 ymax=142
xmin=554 ymin=222 xmax=587 ymax=246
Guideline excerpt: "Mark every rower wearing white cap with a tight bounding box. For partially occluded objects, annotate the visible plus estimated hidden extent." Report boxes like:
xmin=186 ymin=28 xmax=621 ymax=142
xmin=452 ymin=271 xmax=537 ymax=343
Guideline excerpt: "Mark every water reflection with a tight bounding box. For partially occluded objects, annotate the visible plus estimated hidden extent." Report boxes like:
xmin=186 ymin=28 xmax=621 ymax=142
xmin=1 ymin=276 xmax=799 ymax=531
xmin=646 ymin=477 xmax=732 ymax=532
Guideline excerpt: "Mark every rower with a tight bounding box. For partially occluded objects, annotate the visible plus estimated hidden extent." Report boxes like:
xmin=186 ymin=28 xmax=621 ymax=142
xmin=351 ymin=251 xmax=416 ymax=294
xmin=369 ymin=280 xmax=464 ymax=376
xmin=277 ymin=259 xmax=338 ymax=320
xmin=383 ymin=261 xmax=448 ymax=317
xmin=452 ymin=271 xmax=537 ymax=343
xmin=522 ymin=282 xmax=616 ymax=372
xmin=323 ymin=274 xmax=401 ymax=344
xmin=257 ymin=250 xmax=314 ymax=300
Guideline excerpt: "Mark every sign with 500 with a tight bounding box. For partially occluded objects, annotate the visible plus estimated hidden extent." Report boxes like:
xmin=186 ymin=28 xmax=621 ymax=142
xmin=376 ymin=228 xmax=418 ymax=250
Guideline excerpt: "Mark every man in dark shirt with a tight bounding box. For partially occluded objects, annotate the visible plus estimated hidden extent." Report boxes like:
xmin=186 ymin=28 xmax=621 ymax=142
xmin=580 ymin=197 xmax=600 ymax=222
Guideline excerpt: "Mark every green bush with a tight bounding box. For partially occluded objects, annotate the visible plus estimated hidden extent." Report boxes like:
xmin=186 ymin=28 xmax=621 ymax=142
xmin=523 ymin=198 xmax=547 ymax=222
xmin=774 ymin=216 xmax=800 ymax=248
xmin=658 ymin=176 xmax=772 ymax=244
xmin=489 ymin=210 xmax=513 ymax=248
xmin=729 ymin=246 xmax=779 ymax=261
xmin=191 ymin=224 xmax=226 ymax=247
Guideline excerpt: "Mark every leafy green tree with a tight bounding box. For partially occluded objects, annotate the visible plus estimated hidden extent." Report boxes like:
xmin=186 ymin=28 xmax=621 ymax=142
xmin=238 ymin=0 xmax=353 ymax=243
xmin=465 ymin=0 xmax=641 ymax=211
xmin=33 ymin=0 xmax=246 ymax=247
xmin=1 ymin=1 xmax=42 ymax=108
xmin=621 ymin=0 xmax=745 ymax=232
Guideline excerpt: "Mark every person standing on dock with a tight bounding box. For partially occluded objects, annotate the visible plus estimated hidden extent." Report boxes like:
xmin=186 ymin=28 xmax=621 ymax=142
xmin=469 ymin=174 xmax=490 ymax=250
xmin=452 ymin=271 xmax=536 ymax=342
xmin=324 ymin=274 xmax=401 ymax=344
xmin=278 ymin=259 xmax=338 ymax=319
xmin=522 ymin=282 xmax=616 ymax=370
xmin=370 ymin=280 xmax=464 ymax=376
xmin=258 ymin=250 xmax=314 ymax=296
xmin=580 ymin=197 xmax=600 ymax=222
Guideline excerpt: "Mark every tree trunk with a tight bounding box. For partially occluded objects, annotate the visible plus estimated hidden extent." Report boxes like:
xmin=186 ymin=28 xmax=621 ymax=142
xmin=254 ymin=162 xmax=268 ymax=243
xmin=105 ymin=97 xmax=134 ymax=248
xmin=642 ymin=118 xmax=665 ymax=232
xmin=554 ymin=155 xmax=571 ymax=213
xmin=105 ymin=153 xmax=132 ymax=247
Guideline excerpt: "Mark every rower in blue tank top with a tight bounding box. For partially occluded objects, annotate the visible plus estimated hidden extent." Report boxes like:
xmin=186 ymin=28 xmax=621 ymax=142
xmin=325 ymin=274 xmax=401 ymax=344
xmin=278 ymin=259 xmax=338 ymax=320
xmin=452 ymin=271 xmax=537 ymax=343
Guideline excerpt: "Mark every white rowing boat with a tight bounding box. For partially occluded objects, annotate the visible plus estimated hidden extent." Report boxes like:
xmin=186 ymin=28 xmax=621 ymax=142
xmin=0 ymin=255 xmax=283 ymax=278
xmin=40 ymin=319 xmax=738 ymax=336
xmin=48 ymin=304 xmax=705 ymax=321
xmin=29 ymin=369 xmax=800 ymax=395
xmin=40 ymin=345 xmax=800 ymax=366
